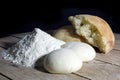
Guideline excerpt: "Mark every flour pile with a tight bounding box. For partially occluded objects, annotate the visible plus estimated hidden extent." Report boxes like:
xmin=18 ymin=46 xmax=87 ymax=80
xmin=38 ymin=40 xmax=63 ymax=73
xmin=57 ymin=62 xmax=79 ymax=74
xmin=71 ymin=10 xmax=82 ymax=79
xmin=2 ymin=28 xmax=65 ymax=67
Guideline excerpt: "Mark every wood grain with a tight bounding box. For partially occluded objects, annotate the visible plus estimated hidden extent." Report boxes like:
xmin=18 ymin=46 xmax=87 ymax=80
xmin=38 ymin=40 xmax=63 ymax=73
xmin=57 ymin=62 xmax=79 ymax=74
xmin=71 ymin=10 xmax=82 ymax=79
xmin=114 ymin=33 xmax=120 ymax=50
xmin=95 ymin=50 xmax=120 ymax=66
xmin=114 ymin=40 xmax=120 ymax=50
xmin=75 ymin=60 xmax=120 ymax=80
xmin=114 ymin=33 xmax=120 ymax=40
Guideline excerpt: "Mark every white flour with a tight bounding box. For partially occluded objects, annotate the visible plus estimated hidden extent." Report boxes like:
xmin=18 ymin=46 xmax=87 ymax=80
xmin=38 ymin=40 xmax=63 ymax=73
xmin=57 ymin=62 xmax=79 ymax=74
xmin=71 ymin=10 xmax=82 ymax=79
xmin=3 ymin=28 xmax=65 ymax=67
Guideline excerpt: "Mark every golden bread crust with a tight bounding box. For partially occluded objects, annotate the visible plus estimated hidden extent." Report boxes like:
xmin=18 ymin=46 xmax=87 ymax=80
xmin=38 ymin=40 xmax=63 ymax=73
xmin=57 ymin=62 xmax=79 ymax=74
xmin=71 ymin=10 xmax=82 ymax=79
xmin=82 ymin=15 xmax=115 ymax=53
xmin=53 ymin=25 xmax=82 ymax=42
xmin=68 ymin=14 xmax=115 ymax=53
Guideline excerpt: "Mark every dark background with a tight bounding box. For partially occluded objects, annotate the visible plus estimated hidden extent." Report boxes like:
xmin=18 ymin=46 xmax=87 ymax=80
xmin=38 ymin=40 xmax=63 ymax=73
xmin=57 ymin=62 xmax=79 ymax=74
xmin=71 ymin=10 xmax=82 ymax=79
xmin=1 ymin=1 xmax=120 ymax=37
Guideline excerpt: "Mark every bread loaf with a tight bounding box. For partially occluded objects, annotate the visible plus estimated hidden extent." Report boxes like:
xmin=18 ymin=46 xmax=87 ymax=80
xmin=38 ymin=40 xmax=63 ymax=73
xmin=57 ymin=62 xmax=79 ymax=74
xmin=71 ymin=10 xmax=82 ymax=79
xmin=53 ymin=25 xmax=82 ymax=42
xmin=68 ymin=14 xmax=115 ymax=53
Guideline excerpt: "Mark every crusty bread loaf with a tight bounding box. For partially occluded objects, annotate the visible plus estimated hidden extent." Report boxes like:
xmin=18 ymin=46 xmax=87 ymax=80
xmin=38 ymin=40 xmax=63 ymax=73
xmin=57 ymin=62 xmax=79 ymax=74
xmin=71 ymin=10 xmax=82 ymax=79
xmin=53 ymin=25 xmax=83 ymax=42
xmin=68 ymin=14 xmax=115 ymax=53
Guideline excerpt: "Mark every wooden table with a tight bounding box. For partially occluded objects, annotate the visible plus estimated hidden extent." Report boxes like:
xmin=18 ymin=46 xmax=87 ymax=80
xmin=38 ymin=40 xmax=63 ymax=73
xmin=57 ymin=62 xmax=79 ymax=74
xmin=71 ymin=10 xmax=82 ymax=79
xmin=0 ymin=31 xmax=120 ymax=80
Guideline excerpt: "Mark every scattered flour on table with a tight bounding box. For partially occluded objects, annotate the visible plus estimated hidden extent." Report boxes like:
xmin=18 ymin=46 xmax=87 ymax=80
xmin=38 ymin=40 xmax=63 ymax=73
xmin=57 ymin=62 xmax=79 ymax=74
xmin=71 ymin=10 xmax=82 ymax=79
xmin=2 ymin=28 xmax=65 ymax=67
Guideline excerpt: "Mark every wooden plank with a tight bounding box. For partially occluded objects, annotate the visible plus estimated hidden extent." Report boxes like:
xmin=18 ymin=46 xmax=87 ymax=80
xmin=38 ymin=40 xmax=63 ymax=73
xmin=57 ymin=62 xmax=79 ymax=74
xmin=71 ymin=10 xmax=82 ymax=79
xmin=0 ymin=74 xmax=10 ymax=80
xmin=0 ymin=36 xmax=20 ymax=49
xmin=95 ymin=50 xmax=120 ymax=66
xmin=114 ymin=33 xmax=120 ymax=50
xmin=115 ymin=40 xmax=120 ymax=44
xmin=114 ymin=33 xmax=120 ymax=40
xmin=75 ymin=60 xmax=120 ymax=80
xmin=0 ymin=58 xmax=88 ymax=80
xmin=114 ymin=43 xmax=120 ymax=50
xmin=11 ymin=32 xmax=31 ymax=39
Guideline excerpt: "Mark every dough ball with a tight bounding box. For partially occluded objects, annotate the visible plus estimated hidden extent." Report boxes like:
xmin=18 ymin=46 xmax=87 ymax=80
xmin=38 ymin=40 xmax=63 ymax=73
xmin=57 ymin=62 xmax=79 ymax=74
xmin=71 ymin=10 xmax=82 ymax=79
xmin=43 ymin=48 xmax=83 ymax=73
xmin=62 ymin=42 xmax=96 ymax=62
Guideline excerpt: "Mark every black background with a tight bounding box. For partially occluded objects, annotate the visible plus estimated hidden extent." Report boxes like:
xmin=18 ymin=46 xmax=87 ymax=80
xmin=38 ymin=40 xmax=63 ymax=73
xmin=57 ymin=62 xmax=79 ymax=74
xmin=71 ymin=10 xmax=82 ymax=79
xmin=0 ymin=1 xmax=120 ymax=37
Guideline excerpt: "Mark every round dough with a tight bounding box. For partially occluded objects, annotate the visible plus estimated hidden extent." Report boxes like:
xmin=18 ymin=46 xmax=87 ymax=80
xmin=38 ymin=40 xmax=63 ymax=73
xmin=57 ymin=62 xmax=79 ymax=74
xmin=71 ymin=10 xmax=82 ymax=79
xmin=43 ymin=48 xmax=83 ymax=73
xmin=62 ymin=42 xmax=96 ymax=62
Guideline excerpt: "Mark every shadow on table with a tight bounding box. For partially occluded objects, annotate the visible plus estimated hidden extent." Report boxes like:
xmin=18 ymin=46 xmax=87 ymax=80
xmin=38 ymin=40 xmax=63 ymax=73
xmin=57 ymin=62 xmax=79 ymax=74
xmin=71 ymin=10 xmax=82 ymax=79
xmin=34 ymin=55 xmax=48 ymax=73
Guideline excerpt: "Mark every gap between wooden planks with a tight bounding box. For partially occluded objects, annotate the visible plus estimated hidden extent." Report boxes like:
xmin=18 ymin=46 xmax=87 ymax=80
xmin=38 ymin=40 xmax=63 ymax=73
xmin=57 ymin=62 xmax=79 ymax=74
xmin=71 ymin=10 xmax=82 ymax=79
xmin=0 ymin=74 xmax=10 ymax=80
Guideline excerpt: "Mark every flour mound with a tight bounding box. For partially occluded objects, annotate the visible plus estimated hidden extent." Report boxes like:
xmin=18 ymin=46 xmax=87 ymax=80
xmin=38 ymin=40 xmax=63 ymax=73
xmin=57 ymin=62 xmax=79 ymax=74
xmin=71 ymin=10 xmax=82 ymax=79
xmin=3 ymin=28 xmax=65 ymax=67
